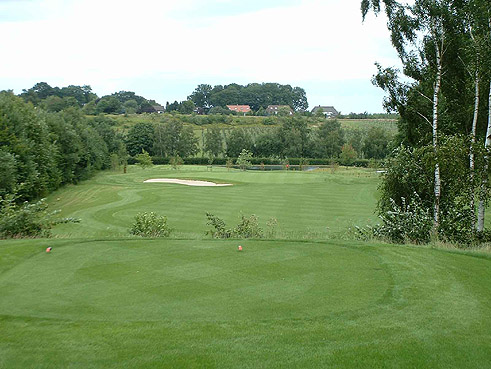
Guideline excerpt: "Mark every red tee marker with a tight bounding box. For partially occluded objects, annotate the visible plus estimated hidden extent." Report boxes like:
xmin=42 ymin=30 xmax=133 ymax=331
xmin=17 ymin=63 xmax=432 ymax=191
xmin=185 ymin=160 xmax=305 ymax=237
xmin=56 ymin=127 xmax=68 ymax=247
xmin=46 ymin=247 xmax=52 ymax=253
xmin=238 ymin=245 xmax=243 ymax=251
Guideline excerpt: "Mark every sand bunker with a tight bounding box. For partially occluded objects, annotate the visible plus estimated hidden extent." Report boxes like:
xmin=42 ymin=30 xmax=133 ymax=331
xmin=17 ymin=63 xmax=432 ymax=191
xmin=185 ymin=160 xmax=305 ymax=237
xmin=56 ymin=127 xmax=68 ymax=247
xmin=144 ymin=178 xmax=232 ymax=187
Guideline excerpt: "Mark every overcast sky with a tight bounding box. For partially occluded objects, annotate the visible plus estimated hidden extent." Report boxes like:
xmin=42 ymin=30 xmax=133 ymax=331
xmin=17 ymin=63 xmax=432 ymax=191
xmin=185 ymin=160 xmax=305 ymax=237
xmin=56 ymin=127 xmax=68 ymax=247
xmin=0 ymin=0 xmax=400 ymax=113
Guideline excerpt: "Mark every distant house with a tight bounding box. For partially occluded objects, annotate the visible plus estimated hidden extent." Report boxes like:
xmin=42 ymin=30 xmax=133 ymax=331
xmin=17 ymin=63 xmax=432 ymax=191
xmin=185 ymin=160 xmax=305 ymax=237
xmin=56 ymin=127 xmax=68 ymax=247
xmin=266 ymin=105 xmax=293 ymax=115
xmin=312 ymin=106 xmax=339 ymax=118
xmin=194 ymin=107 xmax=205 ymax=115
xmin=226 ymin=105 xmax=251 ymax=115
xmin=141 ymin=105 xmax=165 ymax=114
xmin=152 ymin=105 xmax=165 ymax=114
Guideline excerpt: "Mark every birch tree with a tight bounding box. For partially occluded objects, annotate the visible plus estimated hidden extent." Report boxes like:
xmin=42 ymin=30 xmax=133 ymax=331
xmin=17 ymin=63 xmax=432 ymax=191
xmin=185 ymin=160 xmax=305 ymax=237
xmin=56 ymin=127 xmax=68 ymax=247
xmin=362 ymin=0 xmax=451 ymax=231
xmin=477 ymin=12 xmax=491 ymax=232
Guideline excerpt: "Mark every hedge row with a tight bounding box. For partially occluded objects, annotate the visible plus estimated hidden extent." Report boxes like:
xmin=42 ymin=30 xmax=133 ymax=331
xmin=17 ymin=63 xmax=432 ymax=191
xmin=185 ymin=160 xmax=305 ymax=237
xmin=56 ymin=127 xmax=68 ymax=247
xmin=128 ymin=156 xmax=383 ymax=168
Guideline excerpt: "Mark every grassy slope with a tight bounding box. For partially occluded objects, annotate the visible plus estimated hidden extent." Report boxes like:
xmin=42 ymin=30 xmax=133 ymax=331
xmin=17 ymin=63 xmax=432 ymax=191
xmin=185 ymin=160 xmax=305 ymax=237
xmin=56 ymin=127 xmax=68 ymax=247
xmin=0 ymin=238 xmax=489 ymax=368
xmin=48 ymin=166 xmax=380 ymax=239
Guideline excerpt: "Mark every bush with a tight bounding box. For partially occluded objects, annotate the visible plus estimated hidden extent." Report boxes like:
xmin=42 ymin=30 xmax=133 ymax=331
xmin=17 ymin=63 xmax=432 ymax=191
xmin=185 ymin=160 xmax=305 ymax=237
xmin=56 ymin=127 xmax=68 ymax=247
xmin=233 ymin=214 xmax=263 ymax=238
xmin=354 ymin=194 xmax=433 ymax=244
xmin=130 ymin=212 xmax=172 ymax=237
xmin=205 ymin=212 xmax=232 ymax=238
xmin=0 ymin=196 xmax=79 ymax=239
xmin=376 ymin=195 xmax=433 ymax=244
xmin=206 ymin=212 xmax=264 ymax=239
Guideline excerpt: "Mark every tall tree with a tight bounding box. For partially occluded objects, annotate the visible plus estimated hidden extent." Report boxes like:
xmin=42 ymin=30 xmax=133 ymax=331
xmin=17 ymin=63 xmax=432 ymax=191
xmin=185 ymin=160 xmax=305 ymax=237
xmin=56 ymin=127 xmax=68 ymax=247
xmin=362 ymin=0 xmax=458 ymax=231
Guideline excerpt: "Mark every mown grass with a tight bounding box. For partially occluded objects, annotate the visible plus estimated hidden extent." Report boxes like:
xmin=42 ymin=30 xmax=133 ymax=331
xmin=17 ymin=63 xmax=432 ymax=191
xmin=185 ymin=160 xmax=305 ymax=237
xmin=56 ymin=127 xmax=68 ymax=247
xmin=1 ymin=167 xmax=490 ymax=368
xmin=0 ymin=238 xmax=490 ymax=368
xmin=48 ymin=165 xmax=380 ymax=239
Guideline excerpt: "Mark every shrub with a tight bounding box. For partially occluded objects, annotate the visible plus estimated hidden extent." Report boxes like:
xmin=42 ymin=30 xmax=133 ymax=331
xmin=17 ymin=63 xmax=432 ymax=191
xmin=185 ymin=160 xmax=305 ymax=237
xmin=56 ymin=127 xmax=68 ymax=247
xmin=356 ymin=194 xmax=433 ymax=244
xmin=169 ymin=155 xmax=184 ymax=170
xmin=0 ymin=196 xmax=79 ymax=239
xmin=233 ymin=214 xmax=263 ymax=238
xmin=236 ymin=149 xmax=253 ymax=171
xmin=205 ymin=212 xmax=264 ymax=239
xmin=135 ymin=149 xmax=153 ymax=169
xmin=205 ymin=212 xmax=232 ymax=238
xmin=130 ymin=212 xmax=172 ymax=237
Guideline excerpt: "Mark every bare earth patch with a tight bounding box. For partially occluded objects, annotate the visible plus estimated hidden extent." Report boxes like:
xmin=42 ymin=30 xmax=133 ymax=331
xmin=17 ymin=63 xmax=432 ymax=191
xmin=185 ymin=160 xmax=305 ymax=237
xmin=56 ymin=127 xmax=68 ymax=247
xmin=144 ymin=179 xmax=232 ymax=187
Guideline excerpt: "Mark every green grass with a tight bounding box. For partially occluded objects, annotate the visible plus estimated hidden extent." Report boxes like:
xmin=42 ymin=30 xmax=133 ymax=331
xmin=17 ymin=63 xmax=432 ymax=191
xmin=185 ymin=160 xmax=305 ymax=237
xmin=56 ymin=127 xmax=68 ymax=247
xmin=0 ymin=238 xmax=490 ymax=368
xmin=339 ymin=118 xmax=398 ymax=133
xmin=48 ymin=165 xmax=380 ymax=239
xmin=1 ymin=167 xmax=490 ymax=368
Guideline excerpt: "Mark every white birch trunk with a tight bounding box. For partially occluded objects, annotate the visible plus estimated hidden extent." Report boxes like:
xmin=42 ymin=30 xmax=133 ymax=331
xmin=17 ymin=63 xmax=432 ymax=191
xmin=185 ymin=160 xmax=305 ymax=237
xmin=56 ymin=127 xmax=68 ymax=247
xmin=433 ymin=38 xmax=442 ymax=231
xmin=469 ymin=68 xmax=480 ymax=228
xmin=477 ymin=78 xmax=491 ymax=231
xmin=476 ymin=18 xmax=491 ymax=232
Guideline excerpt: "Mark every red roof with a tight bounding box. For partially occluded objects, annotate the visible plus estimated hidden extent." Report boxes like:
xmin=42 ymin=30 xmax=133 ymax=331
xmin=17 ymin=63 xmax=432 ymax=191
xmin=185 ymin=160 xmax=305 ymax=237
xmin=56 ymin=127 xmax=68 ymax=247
xmin=226 ymin=105 xmax=251 ymax=113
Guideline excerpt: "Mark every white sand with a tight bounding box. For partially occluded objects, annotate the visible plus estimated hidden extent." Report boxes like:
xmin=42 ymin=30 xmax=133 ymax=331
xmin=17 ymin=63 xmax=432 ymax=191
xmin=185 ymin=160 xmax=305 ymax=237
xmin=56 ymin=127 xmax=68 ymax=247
xmin=144 ymin=178 xmax=232 ymax=187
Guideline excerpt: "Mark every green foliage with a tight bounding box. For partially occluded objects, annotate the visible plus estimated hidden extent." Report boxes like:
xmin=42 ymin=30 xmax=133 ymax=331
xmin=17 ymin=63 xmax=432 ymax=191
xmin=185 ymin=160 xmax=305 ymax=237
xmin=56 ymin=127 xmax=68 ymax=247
xmin=206 ymin=212 xmax=264 ymax=239
xmin=135 ymin=149 xmax=153 ymax=169
xmin=314 ymin=119 xmax=345 ymax=158
xmin=169 ymin=155 xmax=183 ymax=170
xmin=0 ymin=196 xmax=79 ymax=239
xmin=377 ymin=137 xmax=490 ymax=245
xmin=189 ymin=82 xmax=308 ymax=112
xmin=236 ymin=149 xmax=253 ymax=170
xmin=266 ymin=217 xmax=278 ymax=237
xmin=125 ymin=122 xmax=154 ymax=157
xmin=205 ymin=212 xmax=232 ymax=238
xmin=340 ymin=144 xmax=357 ymax=165
xmin=225 ymin=129 xmax=253 ymax=157
xmin=0 ymin=92 xmax=122 ymax=202
xmin=233 ymin=214 xmax=263 ymax=238
xmin=278 ymin=117 xmax=310 ymax=157
xmin=376 ymin=194 xmax=433 ymax=244
xmin=153 ymin=119 xmax=198 ymax=158
xmin=204 ymin=127 xmax=224 ymax=158
xmin=129 ymin=212 xmax=171 ymax=237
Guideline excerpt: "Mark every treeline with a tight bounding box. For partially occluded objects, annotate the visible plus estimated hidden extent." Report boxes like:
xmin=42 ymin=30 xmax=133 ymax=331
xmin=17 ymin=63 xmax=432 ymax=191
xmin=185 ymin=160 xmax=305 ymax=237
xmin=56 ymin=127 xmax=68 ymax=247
xmin=0 ymin=92 xmax=126 ymax=202
xmin=339 ymin=112 xmax=399 ymax=120
xmin=19 ymin=82 xmax=159 ymax=115
xmin=187 ymin=83 xmax=309 ymax=112
xmin=125 ymin=117 xmax=393 ymax=163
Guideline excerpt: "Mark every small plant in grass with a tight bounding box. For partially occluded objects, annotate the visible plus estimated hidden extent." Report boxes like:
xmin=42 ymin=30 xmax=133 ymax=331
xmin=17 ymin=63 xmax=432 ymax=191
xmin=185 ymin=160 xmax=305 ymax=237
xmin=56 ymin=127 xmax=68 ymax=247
xmin=299 ymin=158 xmax=309 ymax=171
xmin=236 ymin=149 xmax=253 ymax=171
xmin=329 ymin=159 xmax=339 ymax=173
xmin=266 ymin=217 xmax=278 ymax=238
xmin=225 ymin=158 xmax=234 ymax=171
xmin=205 ymin=212 xmax=232 ymax=238
xmin=206 ymin=212 xmax=264 ymax=239
xmin=135 ymin=149 xmax=153 ymax=169
xmin=233 ymin=214 xmax=263 ymax=238
xmin=169 ymin=155 xmax=184 ymax=170
xmin=0 ymin=196 xmax=80 ymax=239
xmin=130 ymin=212 xmax=172 ymax=237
